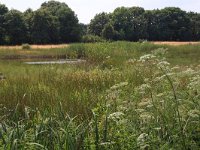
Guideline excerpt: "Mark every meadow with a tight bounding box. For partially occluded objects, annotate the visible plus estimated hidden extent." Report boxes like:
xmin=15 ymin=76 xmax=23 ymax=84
xmin=0 ymin=41 xmax=200 ymax=149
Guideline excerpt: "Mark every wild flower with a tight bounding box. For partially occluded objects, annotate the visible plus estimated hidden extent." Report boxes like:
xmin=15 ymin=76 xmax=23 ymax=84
xmin=126 ymin=58 xmax=137 ymax=64
xmin=138 ymin=98 xmax=151 ymax=107
xmin=153 ymin=127 xmax=161 ymax=131
xmin=99 ymin=141 xmax=115 ymax=146
xmin=135 ymin=109 xmax=145 ymax=113
xmin=179 ymin=68 xmax=196 ymax=77
xmin=140 ymin=112 xmax=154 ymax=123
xmin=106 ymin=56 xmax=111 ymax=59
xmin=156 ymin=93 xmax=165 ymax=97
xmin=152 ymin=48 xmax=168 ymax=57
xmin=188 ymin=109 xmax=200 ymax=118
xmin=135 ymin=83 xmax=151 ymax=95
xmin=110 ymin=82 xmax=128 ymax=90
xmin=157 ymin=60 xmax=170 ymax=68
xmin=187 ymin=75 xmax=200 ymax=93
xmin=137 ymin=133 xmax=148 ymax=143
xmin=137 ymin=133 xmax=149 ymax=149
xmin=118 ymin=106 xmax=127 ymax=111
xmin=139 ymin=54 xmax=156 ymax=62
xmin=108 ymin=112 xmax=124 ymax=122
xmin=154 ymin=73 xmax=175 ymax=82
xmin=146 ymin=104 xmax=153 ymax=108
xmin=171 ymin=66 xmax=180 ymax=71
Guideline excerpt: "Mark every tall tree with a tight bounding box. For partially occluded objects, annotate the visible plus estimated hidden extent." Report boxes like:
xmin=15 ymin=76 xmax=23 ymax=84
xmin=188 ymin=12 xmax=200 ymax=41
xmin=0 ymin=4 xmax=8 ymax=44
xmin=143 ymin=10 xmax=161 ymax=41
xmin=88 ymin=12 xmax=110 ymax=36
xmin=23 ymin=8 xmax=34 ymax=43
xmin=4 ymin=10 xmax=27 ymax=45
xmin=41 ymin=1 xmax=81 ymax=42
xmin=112 ymin=7 xmax=146 ymax=41
xmin=30 ymin=9 xmax=60 ymax=44
xmin=156 ymin=7 xmax=191 ymax=41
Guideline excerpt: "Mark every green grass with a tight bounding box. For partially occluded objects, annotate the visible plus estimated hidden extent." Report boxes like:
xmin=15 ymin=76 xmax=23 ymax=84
xmin=0 ymin=41 xmax=200 ymax=149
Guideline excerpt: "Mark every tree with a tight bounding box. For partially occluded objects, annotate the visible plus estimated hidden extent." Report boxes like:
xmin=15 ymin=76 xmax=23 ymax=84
xmin=88 ymin=12 xmax=110 ymax=36
xmin=30 ymin=9 xmax=60 ymax=44
xmin=143 ymin=10 xmax=160 ymax=41
xmin=155 ymin=7 xmax=191 ymax=41
xmin=102 ymin=23 xmax=115 ymax=40
xmin=40 ymin=1 xmax=81 ymax=43
xmin=23 ymin=8 xmax=34 ymax=43
xmin=57 ymin=7 xmax=81 ymax=42
xmin=79 ymin=23 xmax=88 ymax=36
xmin=188 ymin=12 xmax=200 ymax=41
xmin=4 ymin=10 xmax=27 ymax=45
xmin=111 ymin=7 xmax=146 ymax=41
xmin=0 ymin=4 xmax=8 ymax=44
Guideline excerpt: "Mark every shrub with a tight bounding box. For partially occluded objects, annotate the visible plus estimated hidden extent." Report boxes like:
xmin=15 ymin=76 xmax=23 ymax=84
xmin=81 ymin=35 xmax=105 ymax=43
xmin=21 ymin=43 xmax=31 ymax=50
xmin=138 ymin=39 xmax=148 ymax=43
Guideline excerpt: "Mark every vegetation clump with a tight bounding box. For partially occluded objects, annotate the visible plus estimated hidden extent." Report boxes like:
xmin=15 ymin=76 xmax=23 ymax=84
xmin=81 ymin=35 xmax=105 ymax=43
xmin=21 ymin=43 xmax=31 ymax=50
xmin=0 ymin=42 xmax=199 ymax=149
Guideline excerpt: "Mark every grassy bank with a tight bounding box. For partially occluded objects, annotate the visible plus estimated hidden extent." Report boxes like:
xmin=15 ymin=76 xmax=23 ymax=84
xmin=0 ymin=42 xmax=200 ymax=149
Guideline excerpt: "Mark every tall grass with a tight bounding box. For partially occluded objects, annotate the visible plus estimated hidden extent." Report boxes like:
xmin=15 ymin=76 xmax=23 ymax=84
xmin=0 ymin=42 xmax=200 ymax=149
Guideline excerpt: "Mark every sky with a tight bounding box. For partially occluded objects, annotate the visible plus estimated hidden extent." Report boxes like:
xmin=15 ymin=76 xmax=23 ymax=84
xmin=1 ymin=0 xmax=200 ymax=24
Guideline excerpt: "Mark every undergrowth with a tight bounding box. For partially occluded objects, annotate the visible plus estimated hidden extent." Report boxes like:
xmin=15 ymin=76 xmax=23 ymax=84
xmin=0 ymin=42 xmax=200 ymax=149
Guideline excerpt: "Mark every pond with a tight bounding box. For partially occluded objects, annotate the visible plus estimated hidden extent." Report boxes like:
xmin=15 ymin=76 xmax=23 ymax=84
xmin=24 ymin=59 xmax=86 ymax=65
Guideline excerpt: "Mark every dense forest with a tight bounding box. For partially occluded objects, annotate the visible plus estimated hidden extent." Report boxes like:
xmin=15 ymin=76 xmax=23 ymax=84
xmin=0 ymin=1 xmax=200 ymax=45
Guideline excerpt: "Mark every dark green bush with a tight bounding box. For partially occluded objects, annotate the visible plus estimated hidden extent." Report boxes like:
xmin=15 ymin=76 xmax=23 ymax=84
xmin=81 ymin=35 xmax=105 ymax=43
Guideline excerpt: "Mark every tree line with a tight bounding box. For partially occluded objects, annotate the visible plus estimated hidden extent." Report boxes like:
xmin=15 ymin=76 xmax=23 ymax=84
xmin=89 ymin=7 xmax=200 ymax=42
xmin=0 ymin=1 xmax=81 ymax=45
xmin=0 ymin=1 xmax=200 ymax=45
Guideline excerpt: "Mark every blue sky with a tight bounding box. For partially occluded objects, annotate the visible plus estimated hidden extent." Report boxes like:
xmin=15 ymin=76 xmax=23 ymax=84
xmin=1 ymin=0 xmax=200 ymax=23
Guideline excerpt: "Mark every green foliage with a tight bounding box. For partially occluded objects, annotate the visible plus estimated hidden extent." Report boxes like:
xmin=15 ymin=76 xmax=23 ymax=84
xmin=154 ymin=7 xmax=192 ymax=41
xmin=30 ymin=9 xmax=60 ymax=44
xmin=112 ymin=7 xmax=147 ymax=41
xmin=80 ymin=23 xmax=88 ymax=36
xmin=4 ymin=9 xmax=27 ymax=45
xmin=31 ymin=1 xmax=80 ymax=43
xmin=0 ymin=1 xmax=81 ymax=45
xmin=102 ymin=23 xmax=116 ymax=40
xmin=0 ymin=4 xmax=8 ymax=45
xmin=1 ymin=2 xmax=200 ymax=44
xmin=188 ymin=12 xmax=200 ymax=40
xmin=88 ymin=12 xmax=110 ymax=36
xmin=88 ymin=6 xmax=200 ymax=42
xmin=42 ymin=1 xmax=81 ymax=43
xmin=81 ymin=35 xmax=105 ymax=43
xmin=0 ymin=42 xmax=200 ymax=149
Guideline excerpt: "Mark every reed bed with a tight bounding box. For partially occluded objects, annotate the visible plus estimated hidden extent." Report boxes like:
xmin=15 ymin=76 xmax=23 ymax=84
xmin=0 ymin=42 xmax=199 ymax=149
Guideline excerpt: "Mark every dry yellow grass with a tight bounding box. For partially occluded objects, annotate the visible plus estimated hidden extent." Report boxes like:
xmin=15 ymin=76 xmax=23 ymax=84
xmin=152 ymin=41 xmax=200 ymax=46
xmin=0 ymin=44 xmax=69 ymax=49
xmin=0 ymin=42 xmax=200 ymax=50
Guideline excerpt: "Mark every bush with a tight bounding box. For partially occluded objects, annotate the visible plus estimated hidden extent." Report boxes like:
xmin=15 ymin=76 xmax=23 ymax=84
xmin=21 ymin=43 xmax=31 ymax=50
xmin=81 ymin=35 xmax=105 ymax=43
xmin=138 ymin=39 xmax=148 ymax=43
